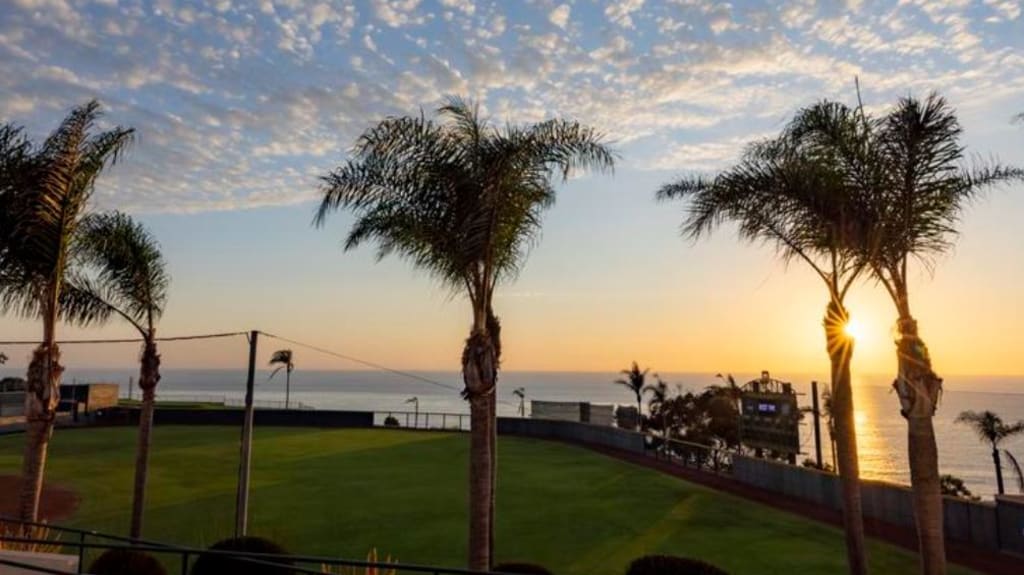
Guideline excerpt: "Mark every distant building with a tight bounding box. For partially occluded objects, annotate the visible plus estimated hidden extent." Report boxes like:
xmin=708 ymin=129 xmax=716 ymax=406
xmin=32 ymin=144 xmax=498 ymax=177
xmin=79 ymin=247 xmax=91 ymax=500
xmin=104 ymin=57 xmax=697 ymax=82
xmin=59 ymin=382 xmax=119 ymax=417
xmin=530 ymin=400 xmax=615 ymax=426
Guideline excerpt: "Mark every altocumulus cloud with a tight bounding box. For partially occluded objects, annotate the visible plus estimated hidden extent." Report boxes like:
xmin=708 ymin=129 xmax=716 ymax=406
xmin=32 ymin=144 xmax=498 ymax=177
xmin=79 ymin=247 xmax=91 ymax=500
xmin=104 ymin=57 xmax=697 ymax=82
xmin=0 ymin=0 xmax=1021 ymax=213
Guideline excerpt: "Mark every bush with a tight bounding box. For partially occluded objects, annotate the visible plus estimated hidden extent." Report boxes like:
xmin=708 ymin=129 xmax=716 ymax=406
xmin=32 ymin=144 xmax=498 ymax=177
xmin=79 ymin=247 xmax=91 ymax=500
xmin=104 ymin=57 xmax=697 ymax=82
xmin=383 ymin=415 xmax=400 ymax=427
xmin=626 ymin=555 xmax=729 ymax=575
xmin=190 ymin=536 xmax=293 ymax=575
xmin=89 ymin=549 xmax=167 ymax=575
xmin=493 ymin=562 xmax=554 ymax=575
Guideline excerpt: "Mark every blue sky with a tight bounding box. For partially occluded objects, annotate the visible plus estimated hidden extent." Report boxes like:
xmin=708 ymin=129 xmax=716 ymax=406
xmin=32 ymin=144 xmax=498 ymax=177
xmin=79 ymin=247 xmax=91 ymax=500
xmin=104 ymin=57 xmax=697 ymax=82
xmin=1 ymin=1 xmax=1022 ymax=378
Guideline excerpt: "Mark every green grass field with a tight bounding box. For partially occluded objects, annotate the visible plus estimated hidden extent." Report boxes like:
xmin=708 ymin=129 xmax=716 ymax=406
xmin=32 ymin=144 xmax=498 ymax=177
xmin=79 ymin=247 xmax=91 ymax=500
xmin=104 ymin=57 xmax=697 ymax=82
xmin=0 ymin=426 xmax=977 ymax=575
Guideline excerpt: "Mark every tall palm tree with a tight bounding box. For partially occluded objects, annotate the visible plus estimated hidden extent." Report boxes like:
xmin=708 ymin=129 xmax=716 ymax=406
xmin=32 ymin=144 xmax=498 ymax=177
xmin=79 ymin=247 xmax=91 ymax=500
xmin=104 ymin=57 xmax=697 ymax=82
xmin=658 ymin=107 xmax=872 ymax=575
xmin=268 ymin=349 xmax=295 ymax=409
xmin=0 ymin=101 xmax=133 ymax=522
xmin=614 ymin=361 xmax=648 ymax=430
xmin=791 ymin=93 xmax=1022 ymax=575
xmin=512 ymin=387 xmax=526 ymax=417
xmin=314 ymin=96 xmax=614 ymax=569
xmin=74 ymin=212 xmax=169 ymax=538
xmin=956 ymin=411 xmax=1024 ymax=495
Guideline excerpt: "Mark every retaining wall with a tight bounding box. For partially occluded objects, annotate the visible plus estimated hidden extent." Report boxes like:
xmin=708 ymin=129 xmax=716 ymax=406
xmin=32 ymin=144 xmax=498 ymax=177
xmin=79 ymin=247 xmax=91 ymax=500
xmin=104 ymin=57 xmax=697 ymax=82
xmin=98 ymin=407 xmax=374 ymax=428
xmin=733 ymin=454 xmax=1015 ymax=552
xmin=497 ymin=417 xmax=645 ymax=453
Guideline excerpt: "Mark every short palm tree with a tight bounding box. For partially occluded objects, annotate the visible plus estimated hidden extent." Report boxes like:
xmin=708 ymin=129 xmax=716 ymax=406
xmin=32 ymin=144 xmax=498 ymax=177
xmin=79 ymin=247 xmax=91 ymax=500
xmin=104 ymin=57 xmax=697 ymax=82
xmin=0 ymin=101 xmax=133 ymax=522
xmin=956 ymin=411 xmax=1024 ymax=495
xmin=658 ymin=105 xmax=872 ymax=575
xmin=512 ymin=387 xmax=526 ymax=417
xmin=614 ymin=361 xmax=648 ymax=430
xmin=792 ymin=92 xmax=1022 ymax=575
xmin=644 ymin=376 xmax=671 ymax=439
xmin=314 ymin=96 xmax=614 ymax=569
xmin=268 ymin=349 xmax=295 ymax=409
xmin=75 ymin=212 xmax=169 ymax=538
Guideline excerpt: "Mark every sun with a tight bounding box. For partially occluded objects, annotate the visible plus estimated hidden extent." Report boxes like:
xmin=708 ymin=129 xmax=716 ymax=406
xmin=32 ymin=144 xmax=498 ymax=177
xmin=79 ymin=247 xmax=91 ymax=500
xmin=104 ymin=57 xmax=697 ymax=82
xmin=844 ymin=318 xmax=865 ymax=341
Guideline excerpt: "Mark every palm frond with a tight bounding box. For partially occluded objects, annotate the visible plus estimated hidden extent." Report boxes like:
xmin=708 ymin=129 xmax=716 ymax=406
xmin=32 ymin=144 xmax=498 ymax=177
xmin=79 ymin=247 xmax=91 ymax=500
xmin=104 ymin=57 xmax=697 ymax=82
xmin=75 ymin=211 xmax=169 ymax=333
xmin=315 ymin=95 xmax=616 ymax=308
xmin=1004 ymin=450 xmax=1024 ymax=494
xmin=0 ymin=101 xmax=136 ymax=325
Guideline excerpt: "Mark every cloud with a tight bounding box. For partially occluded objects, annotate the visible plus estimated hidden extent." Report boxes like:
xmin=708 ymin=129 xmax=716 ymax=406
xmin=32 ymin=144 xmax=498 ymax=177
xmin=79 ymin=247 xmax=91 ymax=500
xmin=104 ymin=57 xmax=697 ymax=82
xmin=605 ymin=0 xmax=645 ymax=28
xmin=549 ymin=4 xmax=571 ymax=29
xmin=0 ymin=0 xmax=1019 ymax=212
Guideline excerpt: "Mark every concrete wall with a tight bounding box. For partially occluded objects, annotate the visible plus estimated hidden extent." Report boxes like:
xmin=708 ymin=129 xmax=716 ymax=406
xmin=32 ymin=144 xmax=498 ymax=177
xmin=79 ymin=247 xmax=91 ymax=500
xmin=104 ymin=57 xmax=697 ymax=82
xmin=733 ymin=455 xmax=1004 ymax=551
xmin=997 ymin=495 xmax=1024 ymax=555
xmin=498 ymin=417 xmax=645 ymax=453
xmin=0 ymin=392 xmax=23 ymax=417
xmin=530 ymin=401 xmax=584 ymax=422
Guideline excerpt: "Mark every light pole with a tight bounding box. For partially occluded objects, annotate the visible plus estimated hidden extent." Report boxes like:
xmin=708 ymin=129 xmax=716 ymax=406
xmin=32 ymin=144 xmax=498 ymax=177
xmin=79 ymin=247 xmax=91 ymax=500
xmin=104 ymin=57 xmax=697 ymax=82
xmin=513 ymin=387 xmax=526 ymax=417
xmin=405 ymin=396 xmax=419 ymax=428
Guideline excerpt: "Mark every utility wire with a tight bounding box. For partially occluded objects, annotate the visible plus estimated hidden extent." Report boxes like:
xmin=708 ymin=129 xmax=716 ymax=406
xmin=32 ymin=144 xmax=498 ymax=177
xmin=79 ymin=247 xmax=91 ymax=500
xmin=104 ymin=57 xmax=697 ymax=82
xmin=258 ymin=331 xmax=462 ymax=393
xmin=0 ymin=331 xmax=249 ymax=346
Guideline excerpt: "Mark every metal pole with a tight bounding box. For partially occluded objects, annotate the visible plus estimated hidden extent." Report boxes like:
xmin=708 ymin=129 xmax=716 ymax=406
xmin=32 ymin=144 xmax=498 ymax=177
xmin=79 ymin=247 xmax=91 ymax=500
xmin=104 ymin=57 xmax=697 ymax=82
xmin=811 ymin=380 xmax=823 ymax=469
xmin=235 ymin=329 xmax=258 ymax=537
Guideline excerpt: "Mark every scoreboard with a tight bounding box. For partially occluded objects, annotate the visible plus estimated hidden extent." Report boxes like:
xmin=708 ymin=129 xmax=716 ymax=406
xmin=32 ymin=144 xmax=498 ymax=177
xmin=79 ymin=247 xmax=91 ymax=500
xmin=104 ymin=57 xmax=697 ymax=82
xmin=738 ymin=371 xmax=801 ymax=455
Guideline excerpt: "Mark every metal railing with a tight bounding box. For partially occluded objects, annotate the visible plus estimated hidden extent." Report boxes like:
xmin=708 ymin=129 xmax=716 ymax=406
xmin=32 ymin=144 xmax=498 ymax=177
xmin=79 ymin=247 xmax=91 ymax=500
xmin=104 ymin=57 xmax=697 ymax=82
xmin=375 ymin=410 xmax=470 ymax=431
xmin=116 ymin=393 xmax=315 ymax=411
xmin=0 ymin=518 xmax=506 ymax=575
xmin=645 ymin=434 xmax=734 ymax=474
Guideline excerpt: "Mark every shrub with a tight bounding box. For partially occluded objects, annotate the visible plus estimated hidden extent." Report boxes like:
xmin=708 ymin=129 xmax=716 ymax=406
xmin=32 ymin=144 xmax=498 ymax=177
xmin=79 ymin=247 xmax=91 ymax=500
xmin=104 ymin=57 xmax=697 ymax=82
xmin=493 ymin=562 xmax=554 ymax=575
xmin=626 ymin=555 xmax=729 ymax=575
xmin=383 ymin=415 xmax=400 ymax=427
xmin=0 ymin=522 xmax=60 ymax=553
xmin=321 ymin=549 xmax=396 ymax=575
xmin=190 ymin=536 xmax=293 ymax=575
xmin=89 ymin=549 xmax=167 ymax=575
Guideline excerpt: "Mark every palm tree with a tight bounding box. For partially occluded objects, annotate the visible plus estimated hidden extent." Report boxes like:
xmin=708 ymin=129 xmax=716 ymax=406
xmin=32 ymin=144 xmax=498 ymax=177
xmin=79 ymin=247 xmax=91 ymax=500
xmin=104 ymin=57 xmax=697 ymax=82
xmin=614 ymin=361 xmax=648 ymax=430
xmin=791 ymin=92 xmax=1022 ymax=575
xmin=268 ymin=349 xmax=295 ymax=409
xmin=644 ymin=376 xmax=671 ymax=441
xmin=512 ymin=387 xmax=526 ymax=417
xmin=0 ymin=101 xmax=133 ymax=522
xmin=75 ymin=212 xmax=169 ymax=538
xmin=314 ymin=96 xmax=614 ymax=569
xmin=956 ymin=411 xmax=1024 ymax=495
xmin=658 ymin=106 xmax=872 ymax=575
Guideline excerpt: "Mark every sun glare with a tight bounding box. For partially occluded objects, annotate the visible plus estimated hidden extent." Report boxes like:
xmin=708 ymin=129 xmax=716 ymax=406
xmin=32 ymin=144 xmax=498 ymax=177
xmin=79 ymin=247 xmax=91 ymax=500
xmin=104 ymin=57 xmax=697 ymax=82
xmin=844 ymin=318 xmax=865 ymax=341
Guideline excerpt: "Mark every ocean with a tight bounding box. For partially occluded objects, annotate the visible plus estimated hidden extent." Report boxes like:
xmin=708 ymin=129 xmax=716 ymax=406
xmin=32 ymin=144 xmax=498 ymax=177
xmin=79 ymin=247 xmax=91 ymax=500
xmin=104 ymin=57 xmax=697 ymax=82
xmin=2 ymin=367 xmax=1021 ymax=500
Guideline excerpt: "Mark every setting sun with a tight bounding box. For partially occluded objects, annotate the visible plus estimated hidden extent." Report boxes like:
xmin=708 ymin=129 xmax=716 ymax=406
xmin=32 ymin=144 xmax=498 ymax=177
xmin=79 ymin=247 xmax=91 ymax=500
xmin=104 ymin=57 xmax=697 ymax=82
xmin=844 ymin=318 xmax=865 ymax=341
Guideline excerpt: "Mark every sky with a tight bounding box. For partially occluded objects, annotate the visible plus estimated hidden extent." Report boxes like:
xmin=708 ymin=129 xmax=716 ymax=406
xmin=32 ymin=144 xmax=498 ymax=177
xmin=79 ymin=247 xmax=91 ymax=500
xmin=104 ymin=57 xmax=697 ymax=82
xmin=0 ymin=0 xmax=1022 ymax=381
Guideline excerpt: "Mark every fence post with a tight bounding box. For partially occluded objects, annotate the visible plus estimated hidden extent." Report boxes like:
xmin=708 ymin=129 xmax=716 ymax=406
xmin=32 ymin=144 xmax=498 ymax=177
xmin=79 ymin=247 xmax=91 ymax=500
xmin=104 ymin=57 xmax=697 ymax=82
xmin=235 ymin=329 xmax=258 ymax=537
xmin=811 ymin=380 xmax=823 ymax=469
xmin=77 ymin=532 xmax=85 ymax=573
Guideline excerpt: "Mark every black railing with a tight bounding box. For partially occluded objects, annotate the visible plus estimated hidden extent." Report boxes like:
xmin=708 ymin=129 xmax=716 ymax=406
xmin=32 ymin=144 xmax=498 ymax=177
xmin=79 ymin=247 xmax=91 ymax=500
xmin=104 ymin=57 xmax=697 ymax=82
xmin=645 ymin=434 xmax=734 ymax=474
xmin=375 ymin=410 xmax=470 ymax=431
xmin=0 ymin=518 xmax=506 ymax=575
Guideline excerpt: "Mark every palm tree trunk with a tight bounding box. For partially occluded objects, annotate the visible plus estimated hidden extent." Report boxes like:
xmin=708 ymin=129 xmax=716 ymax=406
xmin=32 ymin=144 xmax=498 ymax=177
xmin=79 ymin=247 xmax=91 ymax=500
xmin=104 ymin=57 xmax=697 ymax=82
xmin=130 ymin=339 xmax=161 ymax=539
xmin=825 ymin=302 xmax=868 ymax=575
xmin=894 ymin=317 xmax=946 ymax=575
xmin=462 ymin=324 xmax=498 ymax=571
xmin=993 ymin=449 xmax=1005 ymax=495
xmin=636 ymin=397 xmax=642 ymax=431
xmin=488 ymin=388 xmax=497 ymax=568
xmin=285 ymin=369 xmax=291 ymax=410
xmin=19 ymin=334 xmax=64 ymax=523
